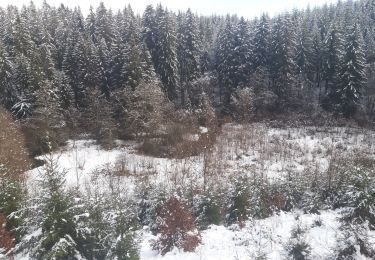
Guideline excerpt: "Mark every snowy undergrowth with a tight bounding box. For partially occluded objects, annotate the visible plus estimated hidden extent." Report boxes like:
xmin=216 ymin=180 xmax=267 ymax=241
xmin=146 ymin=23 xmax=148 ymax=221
xmin=28 ymin=124 xmax=375 ymax=193
xmin=23 ymin=124 xmax=375 ymax=259
xmin=141 ymin=210 xmax=341 ymax=260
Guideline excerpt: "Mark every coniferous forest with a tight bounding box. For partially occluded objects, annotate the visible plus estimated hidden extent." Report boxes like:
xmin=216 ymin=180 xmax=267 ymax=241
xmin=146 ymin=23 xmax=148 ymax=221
xmin=0 ymin=0 xmax=374 ymax=131
xmin=1 ymin=0 xmax=375 ymax=259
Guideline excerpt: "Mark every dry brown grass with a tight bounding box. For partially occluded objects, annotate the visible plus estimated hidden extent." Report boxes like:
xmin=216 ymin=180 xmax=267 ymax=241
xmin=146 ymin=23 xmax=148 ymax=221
xmin=0 ymin=107 xmax=31 ymax=181
xmin=0 ymin=213 xmax=14 ymax=255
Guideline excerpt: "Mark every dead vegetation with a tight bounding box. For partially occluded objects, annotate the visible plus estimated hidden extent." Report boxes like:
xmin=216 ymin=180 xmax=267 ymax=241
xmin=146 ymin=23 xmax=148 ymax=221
xmin=0 ymin=107 xmax=31 ymax=180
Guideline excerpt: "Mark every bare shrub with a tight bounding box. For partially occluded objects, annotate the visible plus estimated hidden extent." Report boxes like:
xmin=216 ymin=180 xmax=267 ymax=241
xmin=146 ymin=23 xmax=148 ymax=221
xmin=0 ymin=214 xmax=14 ymax=255
xmin=0 ymin=106 xmax=31 ymax=180
xmin=231 ymin=87 xmax=255 ymax=122
xmin=152 ymin=197 xmax=201 ymax=255
xmin=82 ymin=88 xmax=117 ymax=149
xmin=138 ymin=108 xmax=218 ymax=159
xmin=267 ymin=192 xmax=287 ymax=213
xmin=116 ymin=82 xmax=171 ymax=139
xmin=198 ymin=93 xmax=218 ymax=131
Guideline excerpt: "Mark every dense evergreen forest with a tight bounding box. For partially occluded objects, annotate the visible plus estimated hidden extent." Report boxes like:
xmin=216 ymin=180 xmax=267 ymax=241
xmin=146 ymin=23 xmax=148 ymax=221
xmin=1 ymin=1 xmax=375 ymax=259
xmin=0 ymin=0 xmax=374 ymax=152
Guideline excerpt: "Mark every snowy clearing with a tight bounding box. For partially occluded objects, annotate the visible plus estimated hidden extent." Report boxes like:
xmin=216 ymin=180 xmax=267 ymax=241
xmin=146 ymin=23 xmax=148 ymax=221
xmin=24 ymin=124 xmax=375 ymax=260
xmin=140 ymin=210 xmax=342 ymax=260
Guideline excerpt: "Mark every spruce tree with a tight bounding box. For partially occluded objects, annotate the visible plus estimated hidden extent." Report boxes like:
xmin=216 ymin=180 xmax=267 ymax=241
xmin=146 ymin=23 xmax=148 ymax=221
xmin=270 ymin=14 xmax=298 ymax=109
xmin=31 ymin=157 xmax=82 ymax=259
xmin=95 ymin=2 xmax=113 ymax=46
xmin=177 ymin=9 xmax=201 ymax=106
xmin=252 ymin=13 xmax=271 ymax=71
xmin=338 ymin=23 xmax=367 ymax=117
xmin=153 ymin=5 xmax=179 ymax=101
xmin=322 ymin=24 xmax=344 ymax=110
xmin=0 ymin=43 xmax=16 ymax=109
xmin=215 ymin=16 xmax=236 ymax=111
xmin=121 ymin=7 xmax=155 ymax=90
xmin=232 ymin=17 xmax=253 ymax=88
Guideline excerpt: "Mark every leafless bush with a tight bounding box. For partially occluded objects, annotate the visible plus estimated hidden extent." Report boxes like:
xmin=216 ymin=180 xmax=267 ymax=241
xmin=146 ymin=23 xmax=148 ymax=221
xmin=231 ymin=87 xmax=255 ymax=122
xmin=116 ymin=82 xmax=172 ymax=139
xmin=0 ymin=107 xmax=31 ymax=180
xmin=0 ymin=214 xmax=14 ymax=255
xmin=152 ymin=197 xmax=201 ymax=255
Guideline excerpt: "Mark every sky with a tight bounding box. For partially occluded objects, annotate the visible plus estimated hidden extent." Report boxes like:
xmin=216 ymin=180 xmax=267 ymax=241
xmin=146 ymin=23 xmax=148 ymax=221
xmin=0 ymin=0 xmax=340 ymax=18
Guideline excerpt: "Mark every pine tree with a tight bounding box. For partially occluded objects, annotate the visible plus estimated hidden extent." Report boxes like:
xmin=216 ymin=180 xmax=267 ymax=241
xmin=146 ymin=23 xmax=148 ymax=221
xmin=177 ymin=9 xmax=201 ymax=106
xmin=338 ymin=23 xmax=368 ymax=117
xmin=252 ymin=13 xmax=271 ymax=71
xmin=270 ymin=14 xmax=298 ymax=109
xmin=296 ymin=14 xmax=314 ymax=87
xmin=11 ymin=53 xmax=33 ymax=118
xmin=0 ymin=43 xmax=16 ymax=109
xmin=142 ymin=5 xmax=157 ymax=69
xmin=322 ymin=23 xmax=344 ymax=110
xmin=311 ymin=23 xmax=325 ymax=103
xmin=62 ymin=37 xmax=86 ymax=107
xmin=232 ymin=17 xmax=253 ymax=87
xmin=82 ymin=88 xmax=116 ymax=149
xmin=97 ymin=38 xmax=111 ymax=97
xmin=108 ymin=12 xmax=125 ymax=89
xmin=95 ymin=2 xmax=113 ymax=46
xmin=31 ymin=157 xmax=82 ymax=259
xmin=215 ymin=16 xmax=236 ymax=111
xmin=121 ymin=7 xmax=155 ymax=90
xmin=0 ymin=107 xmax=30 ymax=242
xmin=153 ymin=5 xmax=179 ymax=101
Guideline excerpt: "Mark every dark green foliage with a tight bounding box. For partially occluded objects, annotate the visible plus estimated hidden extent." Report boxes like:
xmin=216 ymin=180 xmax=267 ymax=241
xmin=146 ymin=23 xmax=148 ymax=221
xmin=177 ymin=9 xmax=202 ymax=106
xmin=192 ymin=192 xmax=222 ymax=229
xmin=322 ymin=25 xmax=345 ymax=111
xmin=142 ymin=5 xmax=179 ymax=101
xmin=135 ymin=182 xmax=167 ymax=234
xmin=0 ymin=178 xmax=24 ymax=241
xmin=285 ymin=222 xmax=311 ymax=260
xmin=338 ymin=24 xmax=368 ymax=117
xmin=0 ymin=0 xmax=374 ymax=139
xmin=270 ymin=14 xmax=298 ymax=109
xmin=337 ymin=161 xmax=375 ymax=229
xmin=30 ymin=157 xmax=81 ymax=260
xmin=226 ymin=175 xmax=251 ymax=225
xmin=252 ymin=14 xmax=271 ymax=71
xmin=215 ymin=16 xmax=253 ymax=113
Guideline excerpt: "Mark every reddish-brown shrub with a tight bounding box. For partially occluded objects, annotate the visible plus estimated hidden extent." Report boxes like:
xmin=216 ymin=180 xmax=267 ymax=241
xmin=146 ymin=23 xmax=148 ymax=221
xmin=0 ymin=214 xmax=14 ymax=254
xmin=267 ymin=192 xmax=287 ymax=212
xmin=152 ymin=197 xmax=201 ymax=255
xmin=0 ymin=107 xmax=31 ymax=181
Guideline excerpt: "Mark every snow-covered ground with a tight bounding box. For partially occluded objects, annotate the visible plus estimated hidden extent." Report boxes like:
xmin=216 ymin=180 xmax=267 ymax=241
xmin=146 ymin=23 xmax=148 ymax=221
xmin=140 ymin=210 xmax=341 ymax=260
xmin=28 ymin=124 xmax=375 ymax=191
xmin=25 ymin=124 xmax=375 ymax=259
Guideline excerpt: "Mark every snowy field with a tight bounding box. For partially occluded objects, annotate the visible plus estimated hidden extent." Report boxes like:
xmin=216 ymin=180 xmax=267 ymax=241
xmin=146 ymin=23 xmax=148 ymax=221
xmin=26 ymin=124 xmax=375 ymax=260
xmin=140 ymin=210 xmax=343 ymax=260
xmin=28 ymin=124 xmax=375 ymax=190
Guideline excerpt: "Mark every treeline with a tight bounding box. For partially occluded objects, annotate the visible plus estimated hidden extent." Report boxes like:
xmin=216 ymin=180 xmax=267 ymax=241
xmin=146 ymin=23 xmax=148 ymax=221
xmin=0 ymin=0 xmax=374 ymax=151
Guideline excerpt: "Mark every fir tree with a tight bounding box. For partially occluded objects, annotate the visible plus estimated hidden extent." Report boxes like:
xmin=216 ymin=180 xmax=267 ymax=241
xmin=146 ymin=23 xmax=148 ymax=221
xmin=252 ymin=13 xmax=271 ymax=71
xmin=338 ymin=23 xmax=368 ymax=117
xmin=153 ymin=5 xmax=179 ymax=101
xmin=322 ymin=23 xmax=344 ymax=110
xmin=32 ymin=157 xmax=82 ymax=259
xmin=0 ymin=43 xmax=16 ymax=109
xmin=270 ymin=14 xmax=298 ymax=109
xmin=215 ymin=16 xmax=236 ymax=111
xmin=177 ymin=9 xmax=201 ymax=106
